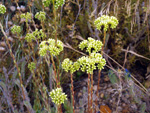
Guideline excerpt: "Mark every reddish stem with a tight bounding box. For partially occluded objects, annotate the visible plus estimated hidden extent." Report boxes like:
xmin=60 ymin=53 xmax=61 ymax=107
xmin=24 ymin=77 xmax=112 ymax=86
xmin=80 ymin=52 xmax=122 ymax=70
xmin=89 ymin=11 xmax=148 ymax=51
xmin=71 ymin=73 xmax=75 ymax=113
xmin=90 ymin=73 xmax=93 ymax=113
xmin=88 ymin=73 xmax=90 ymax=113
xmin=96 ymin=31 xmax=106 ymax=112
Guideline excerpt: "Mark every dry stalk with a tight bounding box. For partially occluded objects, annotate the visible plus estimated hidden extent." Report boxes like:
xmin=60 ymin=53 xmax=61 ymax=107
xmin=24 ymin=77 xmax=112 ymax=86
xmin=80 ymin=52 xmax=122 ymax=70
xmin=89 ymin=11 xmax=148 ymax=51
xmin=50 ymin=54 xmax=59 ymax=87
xmin=0 ymin=23 xmax=26 ymax=104
xmin=123 ymin=46 xmax=129 ymax=68
xmin=104 ymin=54 xmax=149 ymax=95
xmin=114 ymin=0 xmax=119 ymax=17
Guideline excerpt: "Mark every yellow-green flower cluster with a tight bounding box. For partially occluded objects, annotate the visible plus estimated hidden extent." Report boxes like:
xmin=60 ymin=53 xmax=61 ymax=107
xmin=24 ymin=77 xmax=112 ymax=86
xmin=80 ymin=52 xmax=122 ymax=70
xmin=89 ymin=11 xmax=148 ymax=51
xmin=25 ymin=29 xmax=46 ymax=42
xmin=35 ymin=11 xmax=46 ymax=21
xmin=33 ymin=29 xmax=46 ymax=40
xmin=11 ymin=25 xmax=21 ymax=34
xmin=94 ymin=15 xmax=118 ymax=32
xmin=49 ymin=88 xmax=67 ymax=105
xmin=39 ymin=38 xmax=63 ymax=56
xmin=77 ymin=38 xmax=106 ymax=74
xmin=0 ymin=4 xmax=6 ymax=14
xmin=42 ymin=0 xmax=51 ymax=7
xmin=28 ymin=62 xmax=36 ymax=71
xmin=62 ymin=58 xmax=80 ymax=74
xmin=90 ymin=53 xmax=106 ymax=70
xmin=55 ymin=0 xmax=65 ymax=9
xmin=25 ymin=33 xmax=35 ymax=42
xmin=42 ymin=0 xmax=65 ymax=9
xmin=78 ymin=56 xmax=96 ymax=74
xmin=79 ymin=37 xmax=103 ymax=54
xmin=77 ymin=53 xmax=106 ymax=74
xmin=20 ymin=12 xmax=32 ymax=21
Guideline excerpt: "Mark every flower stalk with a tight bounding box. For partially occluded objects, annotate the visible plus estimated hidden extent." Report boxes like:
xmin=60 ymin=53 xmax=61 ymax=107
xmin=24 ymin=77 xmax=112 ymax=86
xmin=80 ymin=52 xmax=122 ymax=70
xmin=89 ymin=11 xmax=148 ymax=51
xmin=62 ymin=59 xmax=80 ymax=113
xmin=0 ymin=22 xmax=26 ymax=102
xmin=94 ymin=15 xmax=118 ymax=112
xmin=71 ymin=73 xmax=75 ymax=113
xmin=88 ymin=73 xmax=90 ymax=113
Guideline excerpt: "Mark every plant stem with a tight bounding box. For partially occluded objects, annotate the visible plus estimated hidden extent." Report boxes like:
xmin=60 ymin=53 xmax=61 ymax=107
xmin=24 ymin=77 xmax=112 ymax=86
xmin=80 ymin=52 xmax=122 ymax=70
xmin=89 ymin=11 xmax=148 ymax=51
xmin=90 ymin=73 xmax=93 ymax=113
xmin=0 ymin=23 xmax=26 ymax=101
xmin=71 ymin=73 xmax=75 ymax=113
xmin=96 ymin=70 xmax=101 ymax=102
xmin=52 ymin=0 xmax=57 ymax=45
xmin=59 ymin=104 xmax=63 ymax=113
xmin=36 ymin=67 xmax=51 ymax=113
xmin=52 ymin=0 xmax=61 ymax=88
xmin=50 ymin=54 xmax=58 ymax=87
xmin=88 ymin=73 xmax=90 ymax=113
xmin=41 ymin=20 xmax=45 ymax=32
xmin=101 ymin=31 xmax=106 ymax=55
xmin=96 ymin=31 xmax=106 ymax=112
xmin=26 ymin=20 xmax=29 ymax=33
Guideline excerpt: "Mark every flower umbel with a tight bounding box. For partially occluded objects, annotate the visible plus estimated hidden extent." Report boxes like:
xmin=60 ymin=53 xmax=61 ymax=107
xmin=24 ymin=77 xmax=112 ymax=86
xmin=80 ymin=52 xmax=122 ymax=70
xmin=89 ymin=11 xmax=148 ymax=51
xmin=90 ymin=52 xmax=106 ymax=70
xmin=33 ymin=29 xmax=46 ymax=40
xmin=0 ymin=4 xmax=6 ymax=14
xmin=39 ymin=38 xmax=63 ymax=56
xmin=94 ymin=15 xmax=118 ymax=32
xmin=42 ymin=0 xmax=51 ymax=7
xmin=49 ymin=88 xmax=67 ymax=105
xmin=78 ymin=56 xmax=96 ymax=74
xmin=79 ymin=37 xmax=103 ymax=54
xmin=28 ymin=62 xmax=36 ymax=71
xmin=42 ymin=0 xmax=65 ymax=9
xmin=77 ymin=54 xmax=106 ymax=74
xmin=62 ymin=58 xmax=80 ymax=74
xmin=35 ymin=11 xmax=46 ymax=21
xmin=25 ymin=29 xmax=46 ymax=43
xmin=55 ymin=0 xmax=65 ymax=9
xmin=78 ymin=38 xmax=106 ymax=74
xmin=20 ymin=12 xmax=32 ymax=21
xmin=25 ymin=33 xmax=35 ymax=43
xmin=11 ymin=25 xmax=21 ymax=34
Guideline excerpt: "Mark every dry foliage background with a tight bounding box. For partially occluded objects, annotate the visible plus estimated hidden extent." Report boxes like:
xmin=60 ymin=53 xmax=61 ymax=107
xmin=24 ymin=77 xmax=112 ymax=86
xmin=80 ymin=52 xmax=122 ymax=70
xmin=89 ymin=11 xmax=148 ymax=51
xmin=0 ymin=0 xmax=150 ymax=113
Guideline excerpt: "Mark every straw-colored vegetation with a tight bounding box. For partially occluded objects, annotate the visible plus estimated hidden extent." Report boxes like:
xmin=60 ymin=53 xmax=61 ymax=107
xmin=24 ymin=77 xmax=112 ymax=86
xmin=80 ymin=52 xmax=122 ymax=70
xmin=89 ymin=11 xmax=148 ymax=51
xmin=0 ymin=0 xmax=150 ymax=113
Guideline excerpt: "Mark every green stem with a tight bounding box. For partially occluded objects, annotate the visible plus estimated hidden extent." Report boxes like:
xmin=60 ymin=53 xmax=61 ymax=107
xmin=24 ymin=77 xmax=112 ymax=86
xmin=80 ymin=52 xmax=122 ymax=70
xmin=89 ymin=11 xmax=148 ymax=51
xmin=41 ymin=20 xmax=45 ymax=32
xmin=36 ymin=68 xmax=51 ymax=113
xmin=26 ymin=20 xmax=29 ymax=33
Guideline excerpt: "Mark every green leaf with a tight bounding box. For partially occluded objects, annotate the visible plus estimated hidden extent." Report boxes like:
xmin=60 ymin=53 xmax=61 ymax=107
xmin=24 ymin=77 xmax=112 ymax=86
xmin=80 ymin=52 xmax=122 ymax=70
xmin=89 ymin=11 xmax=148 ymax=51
xmin=140 ymin=102 xmax=146 ymax=113
xmin=108 ymin=70 xmax=119 ymax=84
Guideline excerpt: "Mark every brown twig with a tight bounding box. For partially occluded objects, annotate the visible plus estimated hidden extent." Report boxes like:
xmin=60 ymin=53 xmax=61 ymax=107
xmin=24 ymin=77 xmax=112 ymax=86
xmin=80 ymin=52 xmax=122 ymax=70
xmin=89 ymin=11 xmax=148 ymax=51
xmin=121 ymin=49 xmax=150 ymax=61
xmin=105 ymin=59 xmax=148 ymax=94
xmin=123 ymin=46 xmax=129 ymax=68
